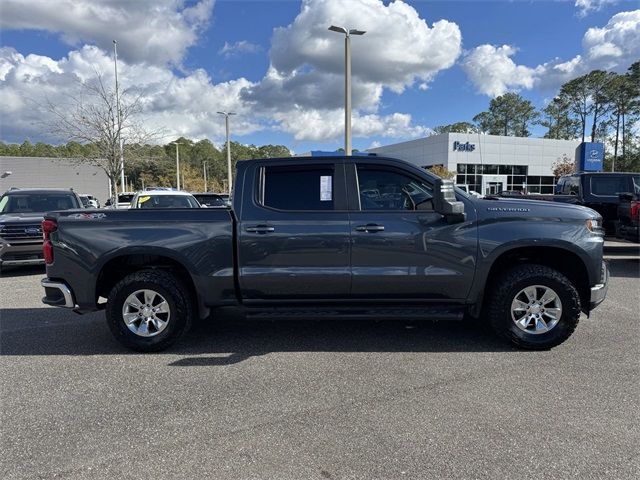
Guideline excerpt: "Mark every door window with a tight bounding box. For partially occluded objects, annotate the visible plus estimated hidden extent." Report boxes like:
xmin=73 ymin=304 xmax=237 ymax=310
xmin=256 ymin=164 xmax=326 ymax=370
xmin=356 ymin=166 xmax=433 ymax=211
xmin=261 ymin=165 xmax=334 ymax=210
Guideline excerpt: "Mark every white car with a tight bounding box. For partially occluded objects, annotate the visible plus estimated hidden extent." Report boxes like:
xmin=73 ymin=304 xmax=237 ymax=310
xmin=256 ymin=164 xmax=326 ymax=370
xmin=130 ymin=190 xmax=201 ymax=209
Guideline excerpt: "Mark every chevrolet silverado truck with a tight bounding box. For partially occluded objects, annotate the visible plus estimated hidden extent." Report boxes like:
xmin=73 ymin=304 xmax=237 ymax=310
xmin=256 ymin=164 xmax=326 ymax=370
xmin=41 ymin=156 xmax=608 ymax=351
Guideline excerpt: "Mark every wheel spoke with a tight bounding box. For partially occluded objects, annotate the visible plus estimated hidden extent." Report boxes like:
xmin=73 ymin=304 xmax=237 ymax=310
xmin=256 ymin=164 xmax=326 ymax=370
xmin=127 ymin=295 xmax=143 ymax=309
xmin=137 ymin=321 xmax=149 ymax=336
xmin=519 ymin=316 xmax=531 ymax=329
xmin=544 ymin=308 xmax=562 ymax=320
xmin=535 ymin=317 xmax=548 ymax=332
xmin=123 ymin=312 xmax=139 ymax=324
xmin=540 ymin=288 xmax=557 ymax=305
xmin=524 ymin=286 xmax=538 ymax=303
xmin=512 ymin=299 xmax=528 ymax=311
xmin=144 ymin=290 xmax=156 ymax=306
xmin=151 ymin=317 xmax=166 ymax=331
xmin=155 ymin=301 xmax=169 ymax=314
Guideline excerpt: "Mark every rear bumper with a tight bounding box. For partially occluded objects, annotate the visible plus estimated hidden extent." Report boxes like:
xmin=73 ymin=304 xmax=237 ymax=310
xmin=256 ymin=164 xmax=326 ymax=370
xmin=617 ymin=223 xmax=639 ymax=242
xmin=589 ymin=262 xmax=609 ymax=310
xmin=41 ymin=279 xmax=76 ymax=308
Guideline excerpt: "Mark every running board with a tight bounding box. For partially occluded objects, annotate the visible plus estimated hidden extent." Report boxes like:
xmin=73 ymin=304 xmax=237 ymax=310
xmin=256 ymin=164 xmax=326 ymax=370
xmin=244 ymin=305 xmax=465 ymax=321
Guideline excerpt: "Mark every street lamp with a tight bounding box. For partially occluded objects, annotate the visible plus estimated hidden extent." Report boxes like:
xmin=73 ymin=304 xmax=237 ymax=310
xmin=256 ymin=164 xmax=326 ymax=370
xmin=328 ymin=25 xmax=365 ymax=156
xmin=217 ymin=111 xmax=236 ymax=194
xmin=170 ymin=141 xmax=184 ymax=190
xmin=203 ymin=161 xmax=208 ymax=192
xmin=113 ymin=40 xmax=125 ymax=193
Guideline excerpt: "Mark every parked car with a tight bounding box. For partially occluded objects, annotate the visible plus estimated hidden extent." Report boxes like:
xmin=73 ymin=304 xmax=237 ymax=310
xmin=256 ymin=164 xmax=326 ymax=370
xmin=41 ymin=156 xmax=607 ymax=352
xmin=0 ymin=188 xmax=82 ymax=271
xmin=615 ymin=192 xmax=640 ymax=243
xmin=554 ymin=172 xmax=640 ymax=234
xmin=130 ymin=190 xmax=201 ymax=209
xmin=192 ymin=193 xmax=228 ymax=208
xmin=78 ymin=194 xmax=99 ymax=209
xmin=106 ymin=192 xmax=136 ymax=209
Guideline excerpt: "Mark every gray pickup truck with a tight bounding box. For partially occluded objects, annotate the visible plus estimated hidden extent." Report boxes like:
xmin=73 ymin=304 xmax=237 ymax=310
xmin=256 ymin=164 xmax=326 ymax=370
xmin=41 ymin=156 xmax=608 ymax=351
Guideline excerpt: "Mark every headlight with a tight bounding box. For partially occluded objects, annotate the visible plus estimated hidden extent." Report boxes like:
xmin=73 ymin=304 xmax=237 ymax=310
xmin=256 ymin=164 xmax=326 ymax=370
xmin=586 ymin=219 xmax=601 ymax=232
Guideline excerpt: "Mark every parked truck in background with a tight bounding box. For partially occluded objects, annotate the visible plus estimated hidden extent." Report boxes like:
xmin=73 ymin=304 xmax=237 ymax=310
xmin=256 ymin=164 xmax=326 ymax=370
xmin=41 ymin=156 xmax=608 ymax=351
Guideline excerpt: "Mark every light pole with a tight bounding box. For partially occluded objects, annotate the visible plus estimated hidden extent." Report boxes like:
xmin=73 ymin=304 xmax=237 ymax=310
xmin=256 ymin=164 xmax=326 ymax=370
xmin=113 ymin=40 xmax=125 ymax=192
xmin=329 ymin=25 xmax=365 ymax=156
xmin=170 ymin=141 xmax=184 ymax=190
xmin=203 ymin=161 xmax=208 ymax=192
xmin=217 ymin=111 xmax=236 ymax=194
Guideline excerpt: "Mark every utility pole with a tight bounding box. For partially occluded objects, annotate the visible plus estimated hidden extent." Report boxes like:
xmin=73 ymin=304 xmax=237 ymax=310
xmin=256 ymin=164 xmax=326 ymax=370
xmin=217 ymin=112 xmax=236 ymax=194
xmin=329 ymin=26 xmax=365 ymax=155
xmin=113 ymin=40 xmax=125 ymax=193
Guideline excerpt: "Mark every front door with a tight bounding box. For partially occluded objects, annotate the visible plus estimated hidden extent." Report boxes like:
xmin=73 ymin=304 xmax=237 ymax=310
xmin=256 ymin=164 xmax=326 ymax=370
xmin=238 ymin=161 xmax=351 ymax=301
xmin=348 ymin=163 xmax=477 ymax=300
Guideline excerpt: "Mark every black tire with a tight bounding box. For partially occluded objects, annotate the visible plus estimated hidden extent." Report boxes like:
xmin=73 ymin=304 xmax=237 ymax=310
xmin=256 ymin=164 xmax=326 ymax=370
xmin=487 ymin=264 xmax=581 ymax=350
xmin=106 ymin=269 xmax=193 ymax=352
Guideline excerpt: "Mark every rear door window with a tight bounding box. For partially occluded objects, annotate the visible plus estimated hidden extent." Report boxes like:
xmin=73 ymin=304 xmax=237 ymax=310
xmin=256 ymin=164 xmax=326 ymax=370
xmin=261 ymin=165 xmax=334 ymax=211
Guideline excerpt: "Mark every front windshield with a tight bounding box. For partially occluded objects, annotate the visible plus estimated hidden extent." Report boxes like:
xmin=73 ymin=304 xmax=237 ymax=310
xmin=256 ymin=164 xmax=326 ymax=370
xmin=0 ymin=193 xmax=79 ymax=214
xmin=117 ymin=194 xmax=135 ymax=203
xmin=136 ymin=195 xmax=200 ymax=209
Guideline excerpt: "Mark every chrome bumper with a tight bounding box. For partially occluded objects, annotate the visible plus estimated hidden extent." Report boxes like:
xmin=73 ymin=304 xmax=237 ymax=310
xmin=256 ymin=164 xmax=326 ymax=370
xmin=41 ymin=279 xmax=76 ymax=308
xmin=589 ymin=262 xmax=608 ymax=310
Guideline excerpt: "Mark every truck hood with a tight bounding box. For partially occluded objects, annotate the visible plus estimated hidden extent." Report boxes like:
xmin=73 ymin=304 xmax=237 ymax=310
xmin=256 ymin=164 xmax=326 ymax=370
xmin=0 ymin=213 xmax=45 ymax=223
xmin=472 ymin=196 xmax=599 ymax=220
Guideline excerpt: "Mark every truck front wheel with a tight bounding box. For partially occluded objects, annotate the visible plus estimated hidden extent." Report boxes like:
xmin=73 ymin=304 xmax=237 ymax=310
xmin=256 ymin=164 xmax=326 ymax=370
xmin=487 ymin=264 xmax=581 ymax=350
xmin=106 ymin=270 xmax=192 ymax=352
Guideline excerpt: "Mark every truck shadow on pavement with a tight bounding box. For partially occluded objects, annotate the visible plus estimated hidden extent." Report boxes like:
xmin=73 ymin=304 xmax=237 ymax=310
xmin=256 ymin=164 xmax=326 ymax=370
xmin=0 ymin=308 xmax=515 ymax=361
xmin=2 ymin=258 xmax=636 ymax=364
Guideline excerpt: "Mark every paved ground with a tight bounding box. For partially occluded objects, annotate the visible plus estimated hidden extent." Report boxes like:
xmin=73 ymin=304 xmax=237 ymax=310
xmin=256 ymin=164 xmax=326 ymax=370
xmin=1 ymin=244 xmax=639 ymax=480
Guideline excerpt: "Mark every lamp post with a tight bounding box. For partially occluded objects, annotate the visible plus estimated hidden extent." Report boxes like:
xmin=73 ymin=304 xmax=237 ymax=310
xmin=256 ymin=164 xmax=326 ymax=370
xmin=203 ymin=161 xmax=208 ymax=192
xmin=170 ymin=141 xmax=184 ymax=190
xmin=113 ymin=40 xmax=125 ymax=193
xmin=217 ymin=111 xmax=236 ymax=194
xmin=328 ymin=25 xmax=365 ymax=156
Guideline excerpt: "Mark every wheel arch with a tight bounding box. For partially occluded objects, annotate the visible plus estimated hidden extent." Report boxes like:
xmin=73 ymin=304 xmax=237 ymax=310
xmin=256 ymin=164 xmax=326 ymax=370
xmin=474 ymin=245 xmax=591 ymax=317
xmin=95 ymin=249 xmax=207 ymax=319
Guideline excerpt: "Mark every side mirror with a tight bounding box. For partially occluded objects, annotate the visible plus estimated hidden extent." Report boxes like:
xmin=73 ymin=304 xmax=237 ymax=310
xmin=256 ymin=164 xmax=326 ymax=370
xmin=434 ymin=178 xmax=465 ymax=223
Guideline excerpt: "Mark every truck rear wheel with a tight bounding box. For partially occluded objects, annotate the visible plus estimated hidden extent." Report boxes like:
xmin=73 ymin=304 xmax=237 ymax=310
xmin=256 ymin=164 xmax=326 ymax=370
xmin=487 ymin=264 xmax=581 ymax=350
xmin=106 ymin=270 xmax=192 ymax=352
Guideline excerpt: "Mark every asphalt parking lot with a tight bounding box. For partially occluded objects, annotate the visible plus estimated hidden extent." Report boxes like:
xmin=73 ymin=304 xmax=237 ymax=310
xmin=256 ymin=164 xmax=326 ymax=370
xmin=1 ymin=242 xmax=639 ymax=480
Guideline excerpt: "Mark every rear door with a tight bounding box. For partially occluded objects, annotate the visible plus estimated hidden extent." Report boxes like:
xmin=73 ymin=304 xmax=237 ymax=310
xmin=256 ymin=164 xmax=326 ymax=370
xmin=347 ymin=161 xmax=477 ymax=300
xmin=237 ymin=160 xmax=351 ymax=301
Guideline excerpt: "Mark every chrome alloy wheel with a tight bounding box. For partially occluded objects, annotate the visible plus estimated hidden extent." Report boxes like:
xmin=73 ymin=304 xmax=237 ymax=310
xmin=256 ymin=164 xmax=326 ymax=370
xmin=510 ymin=285 xmax=563 ymax=335
xmin=122 ymin=289 xmax=171 ymax=337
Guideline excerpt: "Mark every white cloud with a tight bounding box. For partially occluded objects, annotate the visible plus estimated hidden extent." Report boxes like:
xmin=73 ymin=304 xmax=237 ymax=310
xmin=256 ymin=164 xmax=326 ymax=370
xmin=460 ymin=45 xmax=540 ymax=97
xmin=462 ymin=9 xmax=640 ymax=96
xmin=0 ymin=0 xmax=452 ymax=144
xmin=575 ymin=0 xmax=620 ymax=17
xmin=0 ymin=46 xmax=260 ymax=143
xmin=241 ymin=0 xmax=460 ymax=140
xmin=0 ymin=0 xmax=214 ymax=66
xmin=218 ymin=41 xmax=263 ymax=58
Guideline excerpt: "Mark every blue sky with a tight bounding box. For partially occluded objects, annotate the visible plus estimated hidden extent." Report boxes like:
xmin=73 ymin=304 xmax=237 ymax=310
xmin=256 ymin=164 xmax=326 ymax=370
xmin=1 ymin=0 xmax=638 ymax=152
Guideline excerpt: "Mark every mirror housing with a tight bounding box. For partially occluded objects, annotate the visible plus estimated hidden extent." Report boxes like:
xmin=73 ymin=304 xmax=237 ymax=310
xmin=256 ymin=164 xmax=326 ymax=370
xmin=434 ymin=178 xmax=465 ymax=223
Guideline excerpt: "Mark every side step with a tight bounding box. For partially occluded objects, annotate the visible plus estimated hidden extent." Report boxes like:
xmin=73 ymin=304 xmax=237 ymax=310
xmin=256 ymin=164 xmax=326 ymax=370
xmin=244 ymin=305 xmax=465 ymax=321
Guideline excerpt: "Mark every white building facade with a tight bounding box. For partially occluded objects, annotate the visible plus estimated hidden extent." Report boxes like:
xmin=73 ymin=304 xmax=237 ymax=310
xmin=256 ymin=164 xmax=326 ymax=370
xmin=368 ymin=133 xmax=581 ymax=195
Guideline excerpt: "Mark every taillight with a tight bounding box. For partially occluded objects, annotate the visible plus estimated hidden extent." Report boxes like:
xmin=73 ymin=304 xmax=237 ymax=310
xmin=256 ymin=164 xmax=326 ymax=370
xmin=42 ymin=219 xmax=57 ymax=264
xmin=631 ymin=201 xmax=640 ymax=221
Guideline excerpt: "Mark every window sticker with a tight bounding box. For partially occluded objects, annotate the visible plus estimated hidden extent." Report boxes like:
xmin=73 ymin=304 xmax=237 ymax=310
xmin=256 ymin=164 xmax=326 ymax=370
xmin=138 ymin=196 xmax=151 ymax=204
xmin=320 ymin=176 xmax=332 ymax=201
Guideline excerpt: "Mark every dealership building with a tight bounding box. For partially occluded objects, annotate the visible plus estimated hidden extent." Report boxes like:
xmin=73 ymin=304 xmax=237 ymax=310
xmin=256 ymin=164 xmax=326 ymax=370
xmin=368 ymin=133 xmax=582 ymax=195
xmin=0 ymin=157 xmax=110 ymax=201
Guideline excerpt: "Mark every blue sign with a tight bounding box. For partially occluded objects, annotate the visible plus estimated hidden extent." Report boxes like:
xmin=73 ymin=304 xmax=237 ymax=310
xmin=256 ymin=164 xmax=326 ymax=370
xmin=576 ymin=142 xmax=604 ymax=172
xmin=453 ymin=141 xmax=475 ymax=152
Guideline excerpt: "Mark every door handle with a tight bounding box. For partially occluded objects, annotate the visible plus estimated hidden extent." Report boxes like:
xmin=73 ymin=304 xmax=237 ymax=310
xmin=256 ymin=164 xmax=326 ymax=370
xmin=355 ymin=224 xmax=385 ymax=233
xmin=246 ymin=225 xmax=275 ymax=234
